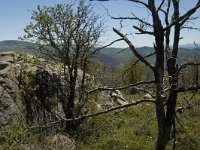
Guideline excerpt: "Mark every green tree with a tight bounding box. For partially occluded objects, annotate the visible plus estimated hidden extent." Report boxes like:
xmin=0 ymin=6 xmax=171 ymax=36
xmin=121 ymin=58 xmax=143 ymax=94
xmin=23 ymin=0 xmax=104 ymax=133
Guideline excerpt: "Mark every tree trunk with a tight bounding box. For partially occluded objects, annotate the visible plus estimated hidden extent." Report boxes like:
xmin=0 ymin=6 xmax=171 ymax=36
xmin=65 ymin=79 xmax=76 ymax=134
xmin=155 ymin=91 xmax=177 ymax=150
xmin=155 ymin=58 xmax=178 ymax=149
xmin=155 ymin=90 xmax=168 ymax=150
xmin=155 ymin=133 xmax=168 ymax=150
xmin=154 ymin=69 xmax=167 ymax=150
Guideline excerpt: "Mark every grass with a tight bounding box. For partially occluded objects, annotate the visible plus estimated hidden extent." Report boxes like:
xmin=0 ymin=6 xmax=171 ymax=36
xmin=76 ymin=92 xmax=200 ymax=150
xmin=0 ymin=123 xmax=50 ymax=150
xmin=76 ymin=94 xmax=157 ymax=150
xmin=0 ymin=92 xmax=200 ymax=150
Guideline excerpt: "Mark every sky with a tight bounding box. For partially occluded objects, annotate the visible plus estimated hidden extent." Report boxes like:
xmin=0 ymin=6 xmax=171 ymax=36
xmin=0 ymin=0 xmax=200 ymax=48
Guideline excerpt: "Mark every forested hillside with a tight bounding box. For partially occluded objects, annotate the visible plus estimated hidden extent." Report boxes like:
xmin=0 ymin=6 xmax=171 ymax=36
xmin=1 ymin=40 xmax=200 ymax=65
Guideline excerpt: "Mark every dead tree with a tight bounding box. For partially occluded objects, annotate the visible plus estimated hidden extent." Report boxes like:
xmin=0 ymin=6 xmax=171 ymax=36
xmin=91 ymin=0 xmax=200 ymax=149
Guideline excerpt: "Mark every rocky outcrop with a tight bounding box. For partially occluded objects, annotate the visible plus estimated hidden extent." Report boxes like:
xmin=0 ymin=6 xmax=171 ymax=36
xmin=0 ymin=61 xmax=11 ymax=70
xmin=0 ymin=52 xmax=128 ymax=128
xmin=0 ymin=90 xmax=22 ymax=127
xmin=144 ymin=93 xmax=153 ymax=99
xmin=0 ymin=52 xmax=23 ymax=127
xmin=0 ymin=52 xmax=63 ymax=127
xmin=0 ymin=52 xmax=76 ymax=149
xmin=96 ymin=89 xmax=128 ymax=109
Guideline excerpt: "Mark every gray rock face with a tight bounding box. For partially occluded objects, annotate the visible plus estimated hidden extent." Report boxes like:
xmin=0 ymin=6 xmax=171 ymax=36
xmin=0 ymin=51 xmax=127 ymax=128
xmin=0 ymin=52 xmax=80 ymax=148
xmin=97 ymin=89 xmax=128 ymax=109
xmin=0 ymin=61 xmax=11 ymax=70
xmin=0 ymin=88 xmax=22 ymax=127
xmin=0 ymin=53 xmax=47 ymax=127
xmin=0 ymin=53 xmax=23 ymax=127
xmin=0 ymin=52 xmax=93 ymax=128
xmin=0 ymin=52 xmax=16 ymax=63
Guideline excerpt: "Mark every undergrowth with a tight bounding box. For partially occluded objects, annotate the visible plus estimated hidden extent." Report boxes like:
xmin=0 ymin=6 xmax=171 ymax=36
xmin=0 ymin=123 xmax=50 ymax=150
xmin=76 ymin=92 xmax=200 ymax=150
xmin=0 ymin=92 xmax=200 ymax=150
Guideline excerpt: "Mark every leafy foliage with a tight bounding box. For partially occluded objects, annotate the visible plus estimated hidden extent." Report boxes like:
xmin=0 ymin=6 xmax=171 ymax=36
xmin=22 ymin=0 xmax=104 ymax=133
xmin=120 ymin=58 xmax=143 ymax=94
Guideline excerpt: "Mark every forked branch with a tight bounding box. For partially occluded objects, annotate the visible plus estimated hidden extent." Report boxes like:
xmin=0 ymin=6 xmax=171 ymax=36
xmin=88 ymin=80 xmax=155 ymax=94
xmin=45 ymin=98 xmax=156 ymax=126
xmin=113 ymin=27 xmax=155 ymax=70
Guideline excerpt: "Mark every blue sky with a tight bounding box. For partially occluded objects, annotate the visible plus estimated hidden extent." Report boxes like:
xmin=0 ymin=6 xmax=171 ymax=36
xmin=0 ymin=0 xmax=200 ymax=48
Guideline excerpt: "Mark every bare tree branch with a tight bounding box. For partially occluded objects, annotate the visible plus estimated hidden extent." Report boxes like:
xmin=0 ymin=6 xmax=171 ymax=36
xmin=113 ymin=27 xmax=155 ymax=70
xmin=176 ymin=93 xmax=196 ymax=114
xmin=178 ymin=61 xmax=200 ymax=72
xmin=181 ymin=26 xmax=200 ymax=31
xmin=175 ymin=85 xmax=200 ymax=93
xmin=164 ymin=1 xmax=200 ymax=31
xmin=133 ymin=25 xmax=154 ymax=35
xmin=157 ymin=0 xmax=165 ymax=12
xmin=88 ymin=80 xmax=155 ymax=97
xmin=94 ymin=38 xmax=124 ymax=51
xmin=111 ymin=14 xmax=153 ymax=28
xmin=46 ymin=99 xmax=156 ymax=125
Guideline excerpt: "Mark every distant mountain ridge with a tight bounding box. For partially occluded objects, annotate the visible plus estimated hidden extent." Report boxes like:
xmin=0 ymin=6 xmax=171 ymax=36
xmin=0 ymin=40 xmax=37 ymax=54
xmin=179 ymin=43 xmax=200 ymax=49
xmin=0 ymin=40 xmax=200 ymax=65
